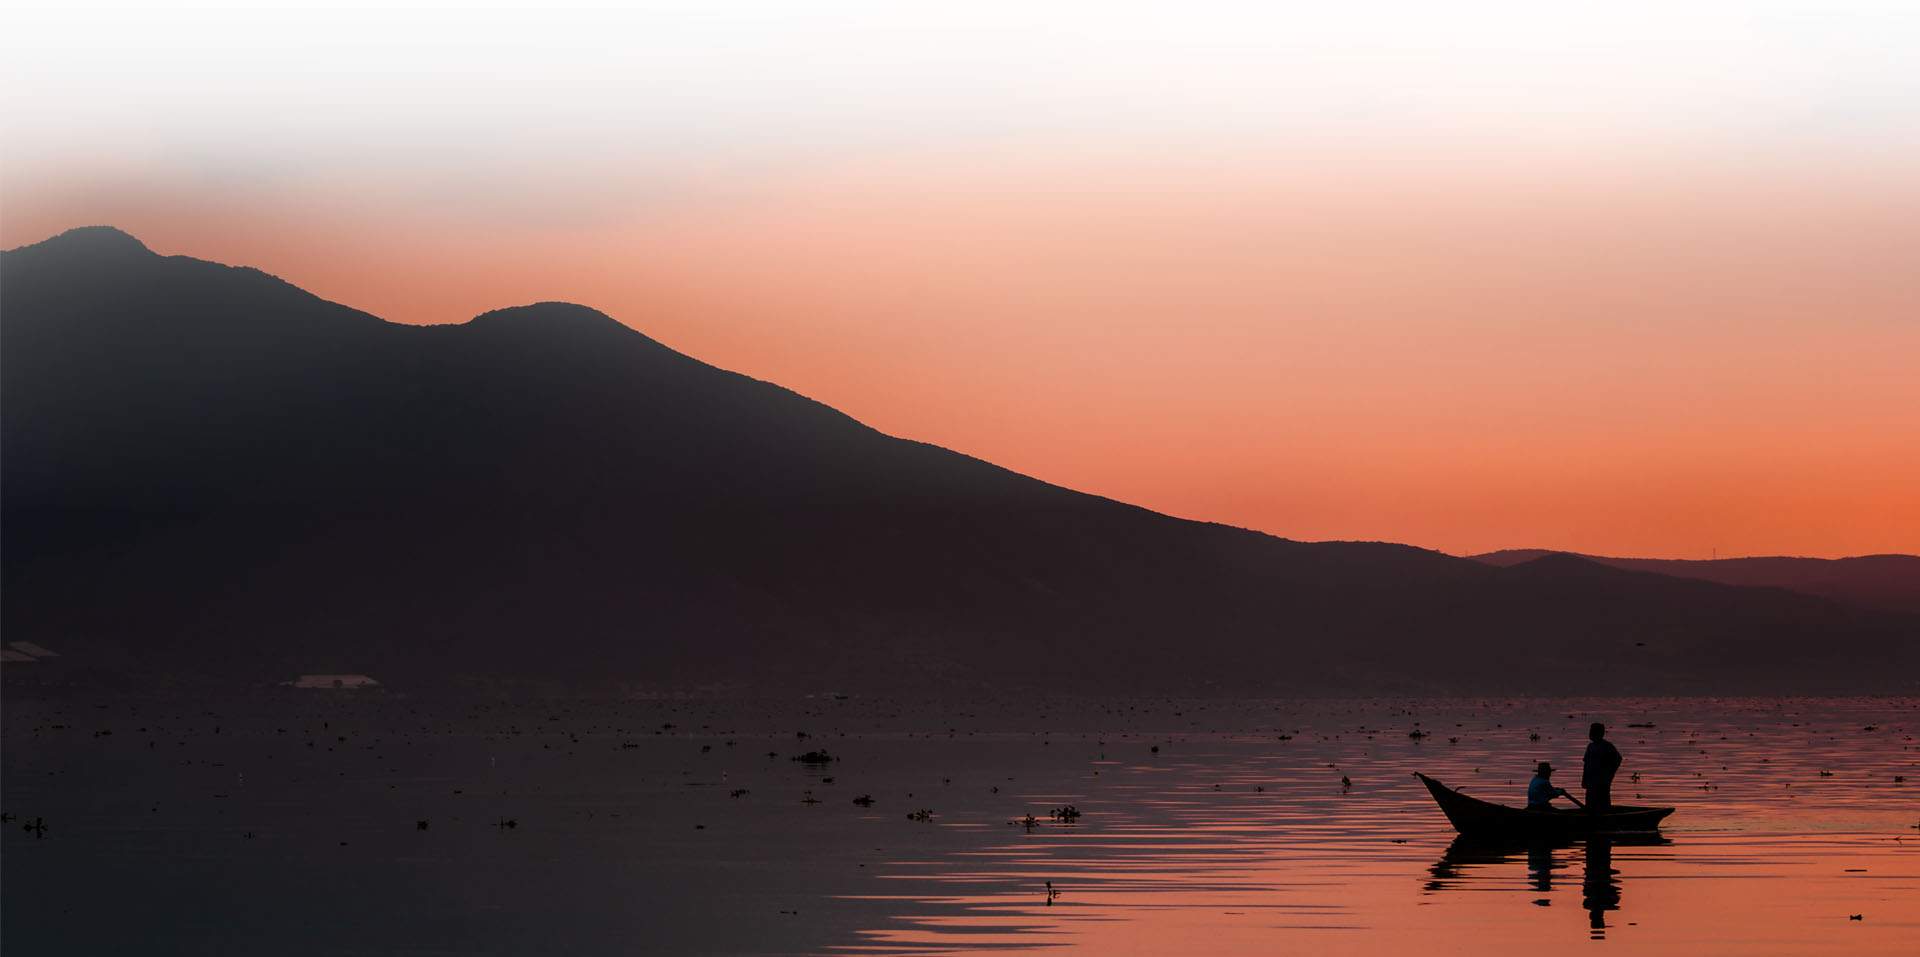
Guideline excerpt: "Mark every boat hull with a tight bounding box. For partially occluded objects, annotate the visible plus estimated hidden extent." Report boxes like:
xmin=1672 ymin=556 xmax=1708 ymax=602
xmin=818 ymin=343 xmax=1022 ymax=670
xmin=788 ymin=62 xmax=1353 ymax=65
xmin=1415 ymin=773 xmax=1673 ymax=836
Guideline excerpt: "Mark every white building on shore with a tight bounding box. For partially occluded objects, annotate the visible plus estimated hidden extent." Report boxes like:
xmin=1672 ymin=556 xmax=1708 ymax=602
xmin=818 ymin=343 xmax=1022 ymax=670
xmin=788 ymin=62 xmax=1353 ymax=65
xmin=285 ymin=674 xmax=381 ymax=689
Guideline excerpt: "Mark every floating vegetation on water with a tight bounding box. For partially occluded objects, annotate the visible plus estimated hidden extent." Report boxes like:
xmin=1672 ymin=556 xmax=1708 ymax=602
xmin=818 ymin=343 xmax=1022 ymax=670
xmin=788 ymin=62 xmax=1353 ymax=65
xmin=9 ymin=694 xmax=1916 ymax=955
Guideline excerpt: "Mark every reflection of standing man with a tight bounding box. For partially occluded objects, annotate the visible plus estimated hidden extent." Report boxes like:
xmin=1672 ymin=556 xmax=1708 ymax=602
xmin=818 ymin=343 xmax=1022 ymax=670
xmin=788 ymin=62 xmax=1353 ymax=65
xmin=1583 ymin=722 xmax=1622 ymax=809
xmin=1582 ymin=837 xmax=1620 ymax=939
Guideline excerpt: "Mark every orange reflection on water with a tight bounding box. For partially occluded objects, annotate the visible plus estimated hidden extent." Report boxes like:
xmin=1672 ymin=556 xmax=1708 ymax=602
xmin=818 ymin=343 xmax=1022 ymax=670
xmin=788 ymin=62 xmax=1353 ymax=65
xmin=840 ymin=700 xmax=1920 ymax=955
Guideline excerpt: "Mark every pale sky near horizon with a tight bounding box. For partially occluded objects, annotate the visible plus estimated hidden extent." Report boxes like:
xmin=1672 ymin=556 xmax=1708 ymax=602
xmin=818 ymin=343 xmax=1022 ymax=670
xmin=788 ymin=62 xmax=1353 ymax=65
xmin=5 ymin=2 xmax=1918 ymax=558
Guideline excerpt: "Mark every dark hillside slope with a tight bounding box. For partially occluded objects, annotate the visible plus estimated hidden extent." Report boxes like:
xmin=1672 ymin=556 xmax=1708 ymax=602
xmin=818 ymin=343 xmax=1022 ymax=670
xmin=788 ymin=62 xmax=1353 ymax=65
xmin=5 ymin=228 xmax=1914 ymax=694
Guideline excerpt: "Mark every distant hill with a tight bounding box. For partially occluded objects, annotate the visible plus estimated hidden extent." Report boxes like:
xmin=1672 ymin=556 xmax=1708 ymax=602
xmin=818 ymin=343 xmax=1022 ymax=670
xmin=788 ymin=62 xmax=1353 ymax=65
xmin=1472 ymin=550 xmax=1920 ymax=615
xmin=4 ymin=227 xmax=1915 ymax=694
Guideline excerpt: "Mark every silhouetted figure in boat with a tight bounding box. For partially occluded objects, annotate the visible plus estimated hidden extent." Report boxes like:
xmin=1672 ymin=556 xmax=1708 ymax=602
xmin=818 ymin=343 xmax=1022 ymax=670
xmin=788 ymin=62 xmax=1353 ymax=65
xmin=1527 ymin=761 xmax=1570 ymax=810
xmin=1583 ymin=723 xmax=1623 ymax=810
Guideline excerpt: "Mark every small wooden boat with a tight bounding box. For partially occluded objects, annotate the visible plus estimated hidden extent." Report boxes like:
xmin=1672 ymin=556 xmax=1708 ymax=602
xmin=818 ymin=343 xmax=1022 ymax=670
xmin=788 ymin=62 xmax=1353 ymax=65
xmin=1415 ymin=773 xmax=1673 ymax=836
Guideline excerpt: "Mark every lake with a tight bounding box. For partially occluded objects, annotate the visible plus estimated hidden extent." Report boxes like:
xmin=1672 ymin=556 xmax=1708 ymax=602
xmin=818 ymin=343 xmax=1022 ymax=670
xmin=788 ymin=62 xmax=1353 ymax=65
xmin=4 ymin=694 xmax=1916 ymax=954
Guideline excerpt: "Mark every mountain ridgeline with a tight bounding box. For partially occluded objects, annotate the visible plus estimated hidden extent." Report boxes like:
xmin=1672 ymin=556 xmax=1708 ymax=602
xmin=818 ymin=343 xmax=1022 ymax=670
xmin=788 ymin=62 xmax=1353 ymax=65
xmin=4 ymin=227 xmax=1915 ymax=694
xmin=1472 ymin=550 xmax=1920 ymax=616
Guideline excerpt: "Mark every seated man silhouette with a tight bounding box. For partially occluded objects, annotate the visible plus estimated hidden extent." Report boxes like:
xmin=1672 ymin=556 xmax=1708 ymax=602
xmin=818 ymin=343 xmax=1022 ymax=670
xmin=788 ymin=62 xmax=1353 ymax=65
xmin=1526 ymin=761 xmax=1570 ymax=810
xmin=1584 ymin=722 xmax=1623 ymax=810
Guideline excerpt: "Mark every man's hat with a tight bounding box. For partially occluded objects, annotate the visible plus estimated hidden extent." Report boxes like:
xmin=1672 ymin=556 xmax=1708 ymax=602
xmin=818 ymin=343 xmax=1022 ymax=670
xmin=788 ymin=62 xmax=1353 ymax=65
xmin=1536 ymin=761 xmax=1554 ymax=774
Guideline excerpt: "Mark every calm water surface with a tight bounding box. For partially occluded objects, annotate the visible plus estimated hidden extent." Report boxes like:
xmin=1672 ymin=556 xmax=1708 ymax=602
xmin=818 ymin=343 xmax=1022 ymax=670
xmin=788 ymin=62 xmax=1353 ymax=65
xmin=4 ymin=695 xmax=1916 ymax=955
xmin=843 ymin=699 xmax=1920 ymax=955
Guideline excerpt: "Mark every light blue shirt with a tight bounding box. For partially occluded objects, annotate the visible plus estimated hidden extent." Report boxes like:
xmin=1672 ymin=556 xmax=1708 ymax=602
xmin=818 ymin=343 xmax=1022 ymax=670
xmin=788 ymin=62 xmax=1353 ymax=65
xmin=1527 ymin=775 xmax=1561 ymax=810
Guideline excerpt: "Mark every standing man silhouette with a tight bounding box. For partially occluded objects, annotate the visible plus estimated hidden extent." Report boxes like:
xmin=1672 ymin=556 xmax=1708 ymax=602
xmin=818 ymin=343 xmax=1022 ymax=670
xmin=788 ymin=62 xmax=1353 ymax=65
xmin=1583 ymin=722 xmax=1622 ymax=810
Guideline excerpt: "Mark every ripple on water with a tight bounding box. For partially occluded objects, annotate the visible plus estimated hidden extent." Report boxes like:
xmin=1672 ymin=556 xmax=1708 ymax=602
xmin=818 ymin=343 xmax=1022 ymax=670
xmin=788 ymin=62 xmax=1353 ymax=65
xmin=841 ymin=697 xmax=1920 ymax=955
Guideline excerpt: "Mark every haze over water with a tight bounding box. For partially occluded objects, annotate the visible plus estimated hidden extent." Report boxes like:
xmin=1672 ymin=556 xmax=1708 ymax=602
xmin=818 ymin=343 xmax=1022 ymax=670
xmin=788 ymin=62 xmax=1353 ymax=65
xmin=6 ymin=694 xmax=1915 ymax=955
xmin=5 ymin=6 xmax=1919 ymax=956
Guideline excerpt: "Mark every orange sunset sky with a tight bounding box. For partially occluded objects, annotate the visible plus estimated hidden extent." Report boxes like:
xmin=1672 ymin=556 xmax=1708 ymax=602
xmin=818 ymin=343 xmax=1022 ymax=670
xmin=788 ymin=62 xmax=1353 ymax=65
xmin=4 ymin=3 xmax=1917 ymax=558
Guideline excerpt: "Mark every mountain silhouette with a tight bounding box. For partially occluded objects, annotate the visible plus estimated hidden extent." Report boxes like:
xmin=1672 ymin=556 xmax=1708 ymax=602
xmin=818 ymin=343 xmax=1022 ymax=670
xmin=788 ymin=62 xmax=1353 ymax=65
xmin=1472 ymin=550 xmax=1920 ymax=615
xmin=5 ymin=227 xmax=1915 ymax=693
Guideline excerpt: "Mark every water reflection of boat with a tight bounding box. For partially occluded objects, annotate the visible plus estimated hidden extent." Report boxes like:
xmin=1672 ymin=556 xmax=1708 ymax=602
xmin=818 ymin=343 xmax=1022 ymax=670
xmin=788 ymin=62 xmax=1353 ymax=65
xmin=1426 ymin=833 xmax=1670 ymax=940
xmin=1427 ymin=832 xmax=1670 ymax=885
xmin=1415 ymin=773 xmax=1673 ymax=836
